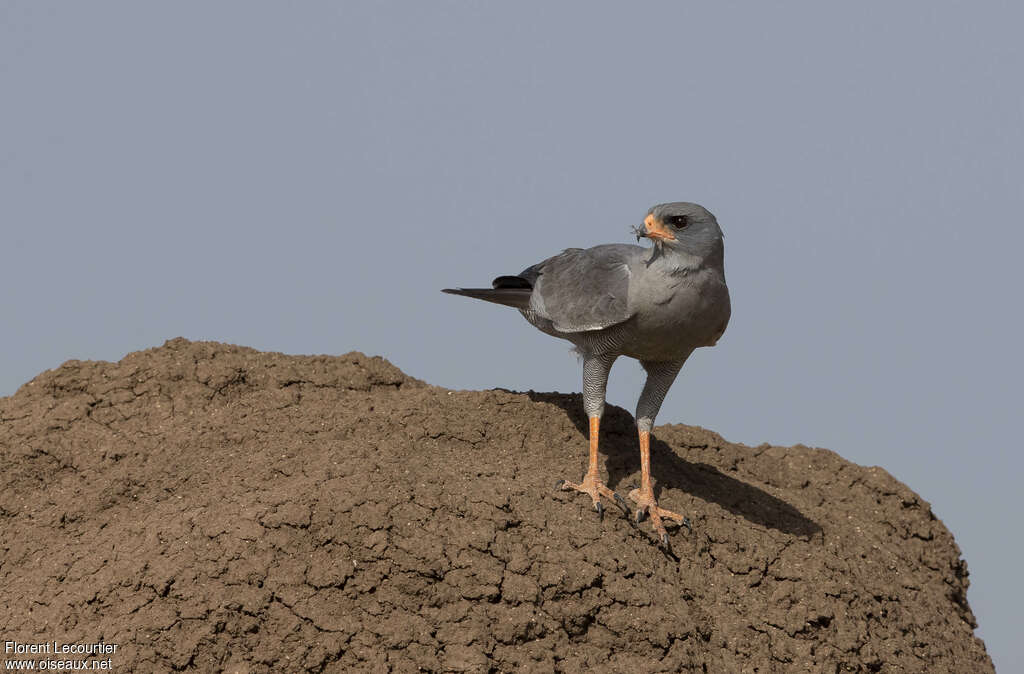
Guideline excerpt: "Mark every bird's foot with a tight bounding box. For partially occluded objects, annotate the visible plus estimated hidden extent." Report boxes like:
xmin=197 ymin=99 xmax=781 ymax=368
xmin=556 ymin=474 xmax=629 ymax=518
xmin=628 ymin=487 xmax=692 ymax=548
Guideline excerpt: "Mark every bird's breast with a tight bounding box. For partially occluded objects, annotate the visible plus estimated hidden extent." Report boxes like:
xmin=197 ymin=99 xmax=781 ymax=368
xmin=623 ymin=270 xmax=730 ymax=360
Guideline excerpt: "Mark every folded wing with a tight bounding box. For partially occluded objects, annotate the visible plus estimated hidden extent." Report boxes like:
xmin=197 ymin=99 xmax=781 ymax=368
xmin=523 ymin=244 xmax=636 ymax=333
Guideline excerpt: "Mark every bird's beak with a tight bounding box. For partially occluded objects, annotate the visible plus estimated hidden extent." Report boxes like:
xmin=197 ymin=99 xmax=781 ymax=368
xmin=643 ymin=214 xmax=676 ymax=241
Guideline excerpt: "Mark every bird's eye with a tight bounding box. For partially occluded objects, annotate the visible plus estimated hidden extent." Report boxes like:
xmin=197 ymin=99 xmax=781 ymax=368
xmin=667 ymin=215 xmax=689 ymax=228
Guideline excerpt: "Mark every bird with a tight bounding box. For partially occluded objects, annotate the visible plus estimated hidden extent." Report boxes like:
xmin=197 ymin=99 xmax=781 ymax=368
xmin=442 ymin=202 xmax=731 ymax=547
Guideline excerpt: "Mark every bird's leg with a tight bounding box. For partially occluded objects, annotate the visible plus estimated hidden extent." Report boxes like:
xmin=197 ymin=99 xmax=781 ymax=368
xmin=628 ymin=429 xmax=690 ymax=546
xmin=629 ymin=359 xmax=692 ymax=546
xmin=557 ymin=416 xmax=626 ymax=515
xmin=557 ymin=353 xmax=627 ymax=516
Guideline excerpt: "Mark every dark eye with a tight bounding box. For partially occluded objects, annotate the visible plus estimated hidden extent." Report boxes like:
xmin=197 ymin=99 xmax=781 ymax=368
xmin=666 ymin=215 xmax=689 ymax=228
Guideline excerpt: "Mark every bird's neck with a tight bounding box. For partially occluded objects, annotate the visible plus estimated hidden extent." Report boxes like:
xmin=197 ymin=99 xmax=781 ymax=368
xmin=647 ymin=245 xmax=710 ymax=275
xmin=659 ymin=239 xmax=724 ymax=275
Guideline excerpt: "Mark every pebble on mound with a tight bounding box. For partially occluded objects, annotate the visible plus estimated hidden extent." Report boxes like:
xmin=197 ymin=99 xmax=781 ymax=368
xmin=0 ymin=338 xmax=992 ymax=672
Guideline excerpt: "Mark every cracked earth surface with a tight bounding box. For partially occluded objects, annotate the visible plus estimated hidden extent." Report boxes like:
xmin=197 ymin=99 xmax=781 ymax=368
xmin=0 ymin=339 xmax=991 ymax=672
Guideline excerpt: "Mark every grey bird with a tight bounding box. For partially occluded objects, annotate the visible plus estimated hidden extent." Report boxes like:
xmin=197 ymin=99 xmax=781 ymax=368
xmin=442 ymin=202 xmax=731 ymax=546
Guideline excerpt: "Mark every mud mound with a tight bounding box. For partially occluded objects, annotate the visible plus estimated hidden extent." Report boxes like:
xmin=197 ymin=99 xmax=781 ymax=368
xmin=0 ymin=339 xmax=991 ymax=672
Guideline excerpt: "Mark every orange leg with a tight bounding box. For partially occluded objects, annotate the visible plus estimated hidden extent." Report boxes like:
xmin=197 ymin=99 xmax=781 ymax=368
xmin=557 ymin=416 xmax=628 ymax=516
xmin=628 ymin=430 xmax=691 ymax=547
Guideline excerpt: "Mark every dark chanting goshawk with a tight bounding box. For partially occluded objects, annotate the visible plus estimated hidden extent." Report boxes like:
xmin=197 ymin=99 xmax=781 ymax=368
xmin=443 ymin=202 xmax=731 ymax=547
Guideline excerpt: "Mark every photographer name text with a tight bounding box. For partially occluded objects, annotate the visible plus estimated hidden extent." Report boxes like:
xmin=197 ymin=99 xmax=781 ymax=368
xmin=4 ymin=641 xmax=118 ymax=656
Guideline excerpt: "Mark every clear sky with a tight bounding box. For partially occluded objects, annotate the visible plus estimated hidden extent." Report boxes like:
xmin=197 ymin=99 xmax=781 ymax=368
xmin=2 ymin=2 xmax=1020 ymax=669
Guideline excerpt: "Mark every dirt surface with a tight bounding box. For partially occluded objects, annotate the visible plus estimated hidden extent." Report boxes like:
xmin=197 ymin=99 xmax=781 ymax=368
xmin=0 ymin=338 xmax=991 ymax=672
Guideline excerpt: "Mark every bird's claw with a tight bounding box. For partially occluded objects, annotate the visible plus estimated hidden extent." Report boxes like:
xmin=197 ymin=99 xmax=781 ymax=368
xmin=557 ymin=475 xmax=621 ymax=519
xmin=628 ymin=487 xmax=692 ymax=546
xmin=613 ymin=492 xmax=629 ymax=511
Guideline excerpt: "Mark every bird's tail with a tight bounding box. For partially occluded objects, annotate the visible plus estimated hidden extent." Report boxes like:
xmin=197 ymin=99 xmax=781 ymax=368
xmin=441 ymin=287 xmax=532 ymax=309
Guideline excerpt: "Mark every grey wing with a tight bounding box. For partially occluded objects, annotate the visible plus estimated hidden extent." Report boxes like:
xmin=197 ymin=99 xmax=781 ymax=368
xmin=522 ymin=244 xmax=640 ymax=333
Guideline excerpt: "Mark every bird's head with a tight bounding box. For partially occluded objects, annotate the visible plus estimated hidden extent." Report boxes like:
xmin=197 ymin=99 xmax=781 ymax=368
xmin=633 ymin=202 xmax=724 ymax=263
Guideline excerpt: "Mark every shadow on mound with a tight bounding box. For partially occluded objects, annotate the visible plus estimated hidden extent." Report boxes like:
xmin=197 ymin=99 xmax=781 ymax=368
xmin=528 ymin=391 xmax=822 ymax=539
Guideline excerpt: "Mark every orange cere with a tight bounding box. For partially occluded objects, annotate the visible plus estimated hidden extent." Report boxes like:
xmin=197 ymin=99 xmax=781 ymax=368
xmin=643 ymin=214 xmax=676 ymax=241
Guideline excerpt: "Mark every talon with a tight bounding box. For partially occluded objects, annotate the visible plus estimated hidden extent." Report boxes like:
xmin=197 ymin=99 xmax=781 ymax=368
xmin=613 ymin=492 xmax=629 ymax=510
xmin=558 ymin=475 xmax=619 ymax=516
xmin=627 ymin=487 xmax=689 ymax=545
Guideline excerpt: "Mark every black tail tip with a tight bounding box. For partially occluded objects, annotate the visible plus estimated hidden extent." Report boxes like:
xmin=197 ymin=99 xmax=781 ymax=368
xmin=492 ymin=275 xmax=532 ymax=289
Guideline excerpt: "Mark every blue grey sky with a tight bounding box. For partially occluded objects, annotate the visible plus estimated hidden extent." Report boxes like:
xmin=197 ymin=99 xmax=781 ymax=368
xmin=2 ymin=3 xmax=1020 ymax=669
